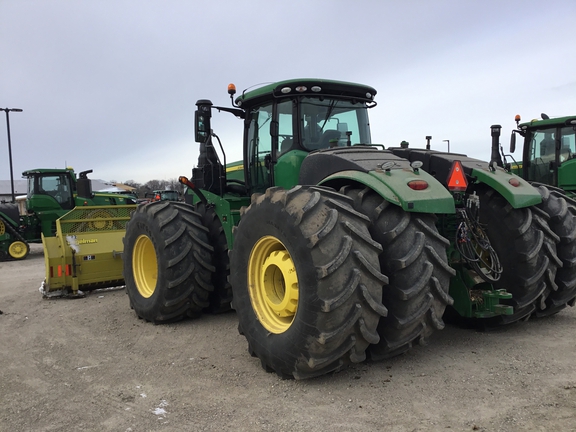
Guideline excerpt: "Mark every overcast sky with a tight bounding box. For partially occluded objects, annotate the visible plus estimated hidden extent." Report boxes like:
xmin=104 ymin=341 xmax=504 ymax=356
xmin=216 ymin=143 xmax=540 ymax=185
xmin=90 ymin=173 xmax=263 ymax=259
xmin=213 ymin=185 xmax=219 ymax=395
xmin=1 ymin=0 xmax=575 ymax=184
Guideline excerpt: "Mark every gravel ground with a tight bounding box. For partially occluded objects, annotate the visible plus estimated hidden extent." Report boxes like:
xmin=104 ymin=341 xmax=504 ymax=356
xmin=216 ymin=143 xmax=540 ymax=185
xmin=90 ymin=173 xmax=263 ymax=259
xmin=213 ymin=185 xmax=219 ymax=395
xmin=1 ymin=244 xmax=576 ymax=431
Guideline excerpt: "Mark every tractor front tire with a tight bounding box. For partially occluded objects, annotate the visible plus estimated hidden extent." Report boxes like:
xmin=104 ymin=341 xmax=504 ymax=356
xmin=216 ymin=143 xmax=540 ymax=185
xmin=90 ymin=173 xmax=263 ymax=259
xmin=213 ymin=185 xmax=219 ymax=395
xmin=230 ymin=186 xmax=387 ymax=379
xmin=123 ymin=201 xmax=214 ymax=323
xmin=342 ymin=186 xmax=454 ymax=360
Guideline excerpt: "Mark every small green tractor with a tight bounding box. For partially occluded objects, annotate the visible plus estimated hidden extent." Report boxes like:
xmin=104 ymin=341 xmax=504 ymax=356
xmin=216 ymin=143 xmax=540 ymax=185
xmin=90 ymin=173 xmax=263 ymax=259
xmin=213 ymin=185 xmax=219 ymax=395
xmin=0 ymin=167 xmax=136 ymax=261
xmin=148 ymin=189 xmax=181 ymax=202
xmin=122 ymin=79 xmax=575 ymax=379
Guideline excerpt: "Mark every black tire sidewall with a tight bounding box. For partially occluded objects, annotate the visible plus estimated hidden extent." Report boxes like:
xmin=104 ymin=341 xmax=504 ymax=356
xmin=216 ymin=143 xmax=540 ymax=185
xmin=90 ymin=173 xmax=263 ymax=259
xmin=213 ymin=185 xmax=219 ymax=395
xmin=231 ymin=199 xmax=323 ymax=373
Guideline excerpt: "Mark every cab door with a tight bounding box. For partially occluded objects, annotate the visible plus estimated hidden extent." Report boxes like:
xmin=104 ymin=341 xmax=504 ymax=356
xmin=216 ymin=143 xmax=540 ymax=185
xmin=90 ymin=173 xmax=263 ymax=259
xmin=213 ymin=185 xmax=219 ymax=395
xmin=245 ymin=102 xmax=274 ymax=194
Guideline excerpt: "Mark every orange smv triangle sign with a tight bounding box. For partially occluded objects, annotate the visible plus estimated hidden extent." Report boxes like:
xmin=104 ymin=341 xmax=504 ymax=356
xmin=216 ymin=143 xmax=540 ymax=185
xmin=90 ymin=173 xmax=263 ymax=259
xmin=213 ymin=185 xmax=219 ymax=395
xmin=447 ymin=160 xmax=468 ymax=191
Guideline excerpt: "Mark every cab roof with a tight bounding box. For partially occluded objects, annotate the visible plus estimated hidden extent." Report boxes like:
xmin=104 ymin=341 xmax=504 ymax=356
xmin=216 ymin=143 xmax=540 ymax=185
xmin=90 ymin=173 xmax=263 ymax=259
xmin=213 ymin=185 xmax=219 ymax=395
xmin=22 ymin=168 xmax=74 ymax=176
xmin=235 ymin=78 xmax=377 ymax=108
xmin=519 ymin=115 xmax=576 ymax=129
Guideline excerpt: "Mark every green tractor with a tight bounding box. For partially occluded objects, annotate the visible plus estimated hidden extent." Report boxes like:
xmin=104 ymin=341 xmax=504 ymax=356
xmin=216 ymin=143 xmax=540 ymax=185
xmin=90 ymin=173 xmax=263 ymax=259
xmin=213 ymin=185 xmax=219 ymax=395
xmin=148 ymin=189 xmax=181 ymax=202
xmin=505 ymin=113 xmax=576 ymax=315
xmin=509 ymin=113 xmax=576 ymax=196
xmin=122 ymin=79 xmax=572 ymax=379
xmin=0 ymin=167 xmax=136 ymax=260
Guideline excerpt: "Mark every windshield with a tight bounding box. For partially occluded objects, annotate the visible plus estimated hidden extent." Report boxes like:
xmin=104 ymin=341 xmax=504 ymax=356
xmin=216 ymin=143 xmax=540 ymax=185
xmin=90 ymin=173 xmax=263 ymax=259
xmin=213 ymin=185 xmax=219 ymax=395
xmin=525 ymin=126 xmax=576 ymax=185
xmin=31 ymin=174 xmax=69 ymax=196
xmin=161 ymin=191 xmax=180 ymax=201
xmin=528 ymin=126 xmax=576 ymax=163
xmin=300 ymin=97 xmax=371 ymax=151
xmin=27 ymin=173 xmax=73 ymax=208
xmin=528 ymin=129 xmax=556 ymax=163
xmin=526 ymin=128 xmax=556 ymax=184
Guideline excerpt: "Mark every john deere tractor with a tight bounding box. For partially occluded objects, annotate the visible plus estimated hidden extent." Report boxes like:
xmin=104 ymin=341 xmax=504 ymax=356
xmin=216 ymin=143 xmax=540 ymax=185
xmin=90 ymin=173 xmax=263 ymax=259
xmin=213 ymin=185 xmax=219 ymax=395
xmin=509 ymin=113 xmax=576 ymax=195
xmin=0 ymin=168 xmax=136 ymax=261
xmin=123 ymin=79 xmax=572 ymax=379
xmin=505 ymin=114 xmax=576 ymax=315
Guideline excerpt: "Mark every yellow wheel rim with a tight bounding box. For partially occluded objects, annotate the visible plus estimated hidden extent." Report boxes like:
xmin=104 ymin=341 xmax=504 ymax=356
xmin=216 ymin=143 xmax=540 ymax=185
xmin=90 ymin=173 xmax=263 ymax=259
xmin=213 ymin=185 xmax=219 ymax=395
xmin=132 ymin=234 xmax=158 ymax=298
xmin=248 ymin=236 xmax=299 ymax=334
xmin=9 ymin=241 xmax=28 ymax=259
xmin=0 ymin=220 xmax=5 ymax=236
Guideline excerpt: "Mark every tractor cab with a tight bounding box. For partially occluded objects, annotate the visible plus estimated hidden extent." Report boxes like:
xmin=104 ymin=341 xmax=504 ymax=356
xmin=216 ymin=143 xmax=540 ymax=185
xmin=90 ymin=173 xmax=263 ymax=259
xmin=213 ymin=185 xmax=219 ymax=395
xmin=511 ymin=114 xmax=576 ymax=193
xmin=243 ymin=90 xmax=375 ymax=194
xmin=192 ymin=79 xmax=377 ymax=196
xmin=23 ymin=168 xmax=76 ymax=213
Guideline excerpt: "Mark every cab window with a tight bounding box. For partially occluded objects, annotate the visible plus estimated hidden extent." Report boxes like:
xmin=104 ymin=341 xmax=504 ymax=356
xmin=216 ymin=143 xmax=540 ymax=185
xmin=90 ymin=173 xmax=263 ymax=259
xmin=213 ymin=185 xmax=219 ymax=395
xmin=560 ymin=126 xmax=576 ymax=162
xmin=277 ymin=100 xmax=294 ymax=156
xmin=300 ymin=97 xmax=371 ymax=151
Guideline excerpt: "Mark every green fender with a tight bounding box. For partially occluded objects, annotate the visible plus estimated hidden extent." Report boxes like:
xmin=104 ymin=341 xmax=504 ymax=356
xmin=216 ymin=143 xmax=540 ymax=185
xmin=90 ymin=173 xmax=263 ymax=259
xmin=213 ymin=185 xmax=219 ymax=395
xmin=471 ymin=168 xmax=541 ymax=208
xmin=320 ymin=169 xmax=455 ymax=214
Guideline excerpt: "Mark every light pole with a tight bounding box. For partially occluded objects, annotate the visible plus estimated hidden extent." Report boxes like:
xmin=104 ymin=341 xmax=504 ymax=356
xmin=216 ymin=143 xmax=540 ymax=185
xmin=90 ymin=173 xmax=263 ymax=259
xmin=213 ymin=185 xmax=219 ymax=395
xmin=1 ymin=108 xmax=23 ymax=203
xmin=443 ymin=139 xmax=450 ymax=153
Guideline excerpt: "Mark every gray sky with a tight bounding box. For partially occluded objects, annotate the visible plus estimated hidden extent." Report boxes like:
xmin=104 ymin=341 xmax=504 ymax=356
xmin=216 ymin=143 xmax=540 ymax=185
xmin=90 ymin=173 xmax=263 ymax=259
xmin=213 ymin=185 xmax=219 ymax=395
xmin=1 ymin=0 xmax=575 ymax=183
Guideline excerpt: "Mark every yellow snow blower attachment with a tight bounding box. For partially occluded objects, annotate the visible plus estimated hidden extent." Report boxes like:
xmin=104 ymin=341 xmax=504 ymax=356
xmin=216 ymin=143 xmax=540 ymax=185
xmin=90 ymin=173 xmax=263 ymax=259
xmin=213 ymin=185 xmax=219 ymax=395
xmin=40 ymin=205 xmax=136 ymax=298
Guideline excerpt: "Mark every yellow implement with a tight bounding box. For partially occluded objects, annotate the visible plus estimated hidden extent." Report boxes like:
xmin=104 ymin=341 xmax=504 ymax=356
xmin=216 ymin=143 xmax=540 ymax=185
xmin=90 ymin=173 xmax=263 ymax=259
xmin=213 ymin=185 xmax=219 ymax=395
xmin=40 ymin=205 xmax=136 ymax=297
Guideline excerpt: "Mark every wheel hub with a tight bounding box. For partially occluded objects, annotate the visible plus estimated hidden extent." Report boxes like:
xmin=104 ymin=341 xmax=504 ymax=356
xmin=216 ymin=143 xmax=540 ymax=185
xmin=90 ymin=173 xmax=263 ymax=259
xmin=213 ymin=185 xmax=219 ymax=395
xmin=132 ymin=234 xmax=158 ymax=298
xmin=9 ymin=241 xmax=27 ymax=259
xmin=248 ymin=236 xmax=299 ymax=333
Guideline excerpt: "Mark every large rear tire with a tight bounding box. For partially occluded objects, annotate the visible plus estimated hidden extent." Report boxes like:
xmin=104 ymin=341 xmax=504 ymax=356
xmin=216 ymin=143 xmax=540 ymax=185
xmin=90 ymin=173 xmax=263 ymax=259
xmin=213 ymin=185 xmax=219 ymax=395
xmin=194 ymin=202 xmax=233 ymax=313
xmin=479 ymin=189 xmax=560 ymax=325
xmin=230 ymin=186 xmax=387 ymax=379
xmin=341 ymin=186 xmax=454 ymax=360
xmin=123 ymin=201 xmax=214 ymax=323
xmin=532 ymin=185 xmax=576 ymax=316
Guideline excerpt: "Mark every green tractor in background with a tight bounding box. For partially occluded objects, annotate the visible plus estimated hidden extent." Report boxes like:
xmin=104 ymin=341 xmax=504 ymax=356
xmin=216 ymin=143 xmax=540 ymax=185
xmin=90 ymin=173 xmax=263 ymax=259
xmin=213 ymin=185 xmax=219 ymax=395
xmin=504 ymin=113 xmax=576 ymax=316
xmin=509 ymin=113 xmax=576 ymax=196
xmin=0 ymin=167 xmax=136 ymax=261
xmin=148 ymin=189 xmax=181 ymax=202
xmin=122 ymin=79 xmax=574 ymax=379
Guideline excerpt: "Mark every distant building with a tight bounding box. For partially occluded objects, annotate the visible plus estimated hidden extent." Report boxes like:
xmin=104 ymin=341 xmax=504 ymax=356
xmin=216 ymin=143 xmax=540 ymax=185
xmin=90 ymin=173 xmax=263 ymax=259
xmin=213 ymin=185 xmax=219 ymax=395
xmin=0 ymin=180 xmax=27 ymax=203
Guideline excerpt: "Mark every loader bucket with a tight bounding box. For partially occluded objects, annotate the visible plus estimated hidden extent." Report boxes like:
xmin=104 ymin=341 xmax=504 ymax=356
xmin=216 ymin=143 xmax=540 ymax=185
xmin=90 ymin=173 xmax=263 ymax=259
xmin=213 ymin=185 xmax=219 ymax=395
xmin=41 ymin=205 xmax=136 ymax=297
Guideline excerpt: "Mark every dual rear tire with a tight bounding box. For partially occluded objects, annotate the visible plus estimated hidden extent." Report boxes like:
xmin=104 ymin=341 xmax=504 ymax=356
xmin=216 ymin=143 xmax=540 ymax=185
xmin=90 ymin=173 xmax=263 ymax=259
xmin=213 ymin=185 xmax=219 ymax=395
xmin=341 ymin=186 xmax=454 ymax=360
xmin=532 ymin=185 xmax=576 ymax=316
xmin=230 ymin=186 xmax=387 ymax=379
xmin=477 ymin=189 xmax=561 ymax=325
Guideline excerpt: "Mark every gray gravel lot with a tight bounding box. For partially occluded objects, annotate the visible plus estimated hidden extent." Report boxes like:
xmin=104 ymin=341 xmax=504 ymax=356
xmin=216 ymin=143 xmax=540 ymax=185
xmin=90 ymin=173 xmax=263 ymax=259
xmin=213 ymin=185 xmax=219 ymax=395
xmin=1 ymin=244 xmax=575 ymax=431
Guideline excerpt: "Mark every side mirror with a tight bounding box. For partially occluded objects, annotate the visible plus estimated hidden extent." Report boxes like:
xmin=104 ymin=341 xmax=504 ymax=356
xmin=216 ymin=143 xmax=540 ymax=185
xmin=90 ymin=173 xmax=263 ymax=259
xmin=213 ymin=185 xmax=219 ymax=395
xmin=510 ymin=132 xmax=516 ymax=153
xmin=195 ymin=100 xmax=213 ymax=143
